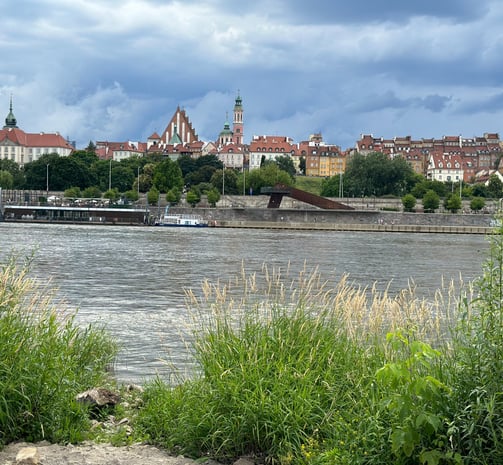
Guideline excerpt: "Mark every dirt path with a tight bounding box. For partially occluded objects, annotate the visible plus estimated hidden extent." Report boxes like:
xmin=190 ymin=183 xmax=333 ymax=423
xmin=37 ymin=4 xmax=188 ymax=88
xmin=0 ymin=441 xmax=219 ymax=465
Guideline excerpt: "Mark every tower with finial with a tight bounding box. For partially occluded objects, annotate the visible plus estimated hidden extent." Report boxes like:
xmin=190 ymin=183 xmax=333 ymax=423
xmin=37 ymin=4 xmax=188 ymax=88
xmin=232 ymin=91 xmax=243 ymax=145
xmin=4 ymin=95 xmax=18 ymax=129
xmin=218 ymin=112 xmax=233 ymax=146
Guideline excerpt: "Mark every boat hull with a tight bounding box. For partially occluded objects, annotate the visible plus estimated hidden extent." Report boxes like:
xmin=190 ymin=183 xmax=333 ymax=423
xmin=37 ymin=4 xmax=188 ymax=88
xmin=155 ymin=223 xmax=208 ymax=227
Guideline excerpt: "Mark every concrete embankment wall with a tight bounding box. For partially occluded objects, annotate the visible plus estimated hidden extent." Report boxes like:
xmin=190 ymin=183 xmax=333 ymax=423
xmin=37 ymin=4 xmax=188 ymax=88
xmin=170 ymin=204 xmax=497 ymax=234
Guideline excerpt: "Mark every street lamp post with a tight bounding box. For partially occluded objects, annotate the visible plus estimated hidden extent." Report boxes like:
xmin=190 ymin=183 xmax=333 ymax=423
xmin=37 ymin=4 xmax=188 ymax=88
xmin=337 ymin=159 xmax=343 ymax=199
xmin=108 ymin=159 xmax=112 ymax=191
xmin=137 ymin=166 xmax=140 ymax=198
xmin=243 ymin=166 xmax=246 ymax=196
xmin=46 ymin=164 xmax=49 ymax=197
xmin=222 ymin=166 xmax=225 ymax=207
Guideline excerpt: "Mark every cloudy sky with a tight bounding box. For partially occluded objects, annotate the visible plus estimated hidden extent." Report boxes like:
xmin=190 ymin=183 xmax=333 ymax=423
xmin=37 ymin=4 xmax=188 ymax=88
xmin=2 ymin=0 xmax=503 ymax=150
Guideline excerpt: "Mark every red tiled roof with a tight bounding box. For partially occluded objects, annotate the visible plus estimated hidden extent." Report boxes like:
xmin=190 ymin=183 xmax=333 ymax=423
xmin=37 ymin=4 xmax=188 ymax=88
xmin=0 ymin=128 xmax=72 ymax=149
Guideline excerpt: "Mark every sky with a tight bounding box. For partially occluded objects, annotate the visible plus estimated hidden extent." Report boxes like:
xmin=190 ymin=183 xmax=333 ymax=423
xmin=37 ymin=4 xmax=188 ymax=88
xmin=2 ymin=0 xmax=503 ymax=150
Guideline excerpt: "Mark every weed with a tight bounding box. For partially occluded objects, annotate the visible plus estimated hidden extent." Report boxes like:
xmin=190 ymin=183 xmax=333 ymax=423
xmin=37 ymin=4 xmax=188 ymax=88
xmin=0 ymin=253 xmax=118 ymax=446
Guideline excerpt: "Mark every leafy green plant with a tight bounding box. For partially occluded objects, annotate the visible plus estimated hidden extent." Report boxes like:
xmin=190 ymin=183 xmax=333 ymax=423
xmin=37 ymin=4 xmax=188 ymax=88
xmin=376 ymin=330 xmax=460 ymax=465
xmin=0 ymin=253 xmax=117 ymax=446
xmin=447 ymin=221 xmax=503 ymax=463
xmin=136 ymin=267 xmax=457 ymax=464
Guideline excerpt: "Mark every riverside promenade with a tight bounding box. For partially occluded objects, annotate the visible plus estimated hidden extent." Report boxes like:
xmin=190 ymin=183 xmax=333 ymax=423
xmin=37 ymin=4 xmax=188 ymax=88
xmin=0 ymin=192 xmax=498 ymax=233
xmin=174 ymin=196 xmax=499 ymax=234
xmin=212 ymin=220 xmax=492 ymax=234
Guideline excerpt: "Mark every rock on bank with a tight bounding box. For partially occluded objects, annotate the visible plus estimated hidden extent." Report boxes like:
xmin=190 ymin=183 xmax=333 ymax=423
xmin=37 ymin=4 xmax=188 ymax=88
xmin=0 ymin=441 xmax=222 ymax=465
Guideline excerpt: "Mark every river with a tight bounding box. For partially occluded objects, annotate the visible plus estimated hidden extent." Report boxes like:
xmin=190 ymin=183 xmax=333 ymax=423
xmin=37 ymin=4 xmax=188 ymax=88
xmin=0 ymin=222 xmax=490 ymax=384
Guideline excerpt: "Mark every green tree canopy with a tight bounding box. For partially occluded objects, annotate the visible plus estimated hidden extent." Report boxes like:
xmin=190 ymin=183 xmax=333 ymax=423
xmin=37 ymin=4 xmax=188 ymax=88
xmin=423 ymin=189 xmax=440 ymax=212
xmin=211 ymin=169 xmax=239 ymax=194
xmin=206 ymin=188 xmax=221 ymax=207
xmin=24 ymin=154 xmax=93 ymax=191
xmin=320 ymin=175 xmax=344 ymax=197
xmin=247 ymin=163 xmax=294 ymax=195
xmin=81 ymin=186 xmax=102 ymax=198
xmin=186 ymin=188 xmax=200 ymax=207
xmin=470 ymin=196 xmax=485 ymax=212
xmin=64 ymin=187 xmax=82 ymax=198
xmin=176 ymin=154 xmax=197 ymax=177
xmin=186 ymin=165 xmax=220 ymax=187
xmin=166 ymin=187 xmax=182 ymax=205
xmin=445 ymin=193 xmax=462 ymax=213
xmin=338 ymin=152 xmax=415 ymax=197
xmin=110 ymin=165 xmax=135 ymax=192
xmin=70 ymin=150 xmax=99 ymax=168
xmin=147 ymin=187 xmax=160 ymax=205
xmin=0 ymin=170 xmax=14 ymax=189
xmin=402 ymin=193 xmax=417 ymax=212
xmin=273 ymin=156 xmax=296 ymax=178
xmin=0 ymin=159 xmax=24 ymax=188
xmin=103 ymin=188 xmax=120 ymax=202
xmin=410 ymin=179 xmax=447 ymax=198
xmin=487 ymin=174 xmax=503 ymax=199
xmin=152 ymin=159 xmax=183 ymax=193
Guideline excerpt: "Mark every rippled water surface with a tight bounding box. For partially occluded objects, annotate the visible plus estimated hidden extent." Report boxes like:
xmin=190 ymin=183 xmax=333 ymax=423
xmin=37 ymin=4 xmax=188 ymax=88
xmin=0 ymin=222 xmax=489 ymax=383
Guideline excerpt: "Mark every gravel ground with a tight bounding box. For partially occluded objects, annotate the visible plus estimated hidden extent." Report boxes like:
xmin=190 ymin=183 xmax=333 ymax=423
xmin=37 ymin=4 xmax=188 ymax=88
xmin=0 ymin=441 xmax=221 ymax=465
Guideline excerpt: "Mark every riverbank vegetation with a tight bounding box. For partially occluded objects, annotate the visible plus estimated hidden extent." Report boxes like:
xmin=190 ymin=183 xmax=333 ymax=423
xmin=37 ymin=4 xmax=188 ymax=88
xmin=136 ymin=227 xmax=503 ymax=464
xmin=0 ymin=254 xmax=117 ymax=446
xmin=2 ymin=226 xmax=503 ymax=464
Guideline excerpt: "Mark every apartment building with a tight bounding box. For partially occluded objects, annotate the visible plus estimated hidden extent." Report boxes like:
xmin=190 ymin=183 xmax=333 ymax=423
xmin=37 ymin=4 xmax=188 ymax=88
xmin=300 ymin=133 xmax=345 ymax=177
xmin=356 ymin=133 xmax=502 ymax=182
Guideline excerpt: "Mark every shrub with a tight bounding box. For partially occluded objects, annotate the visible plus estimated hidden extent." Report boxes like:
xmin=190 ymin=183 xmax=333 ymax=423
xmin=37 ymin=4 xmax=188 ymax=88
xmin=0 ymin=254 xmax=117 ymax=446
xmin=402 ymin=193 xmax=417 ymax=212
xmin=423 ymin=189 xmax=440 ymax=212
xmin=470 ymin=196 xmax=485 ymax=212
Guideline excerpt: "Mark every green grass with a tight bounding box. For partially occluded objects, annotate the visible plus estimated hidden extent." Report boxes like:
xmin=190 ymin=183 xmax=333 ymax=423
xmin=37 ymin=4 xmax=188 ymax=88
xmin=135 ymin=231 xmax=503 ymax=464
xmin=294 ymin=176 xmax=323 ymax=195
xmin=136 ymin=267 xmax=464 ymax=464
xmin=0 ymin=253 xmax=118 ymax=446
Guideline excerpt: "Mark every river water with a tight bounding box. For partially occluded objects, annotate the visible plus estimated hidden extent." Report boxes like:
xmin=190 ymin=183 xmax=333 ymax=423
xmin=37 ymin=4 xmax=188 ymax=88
xmin=0 ymin=222 xmax=490 ymax=384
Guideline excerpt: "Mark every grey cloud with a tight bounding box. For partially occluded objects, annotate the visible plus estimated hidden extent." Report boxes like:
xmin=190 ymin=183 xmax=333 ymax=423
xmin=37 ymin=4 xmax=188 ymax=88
xmin=456 ymin=93 xmax=503 ymax=114
xmin=275 ymin=0 xmax=489 ymax=24
xmin=420 ymin=95 xmax=451 ymax=112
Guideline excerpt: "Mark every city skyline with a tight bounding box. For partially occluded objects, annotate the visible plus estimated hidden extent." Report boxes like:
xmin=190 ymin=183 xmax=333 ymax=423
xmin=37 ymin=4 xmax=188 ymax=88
xmin=1 ymin=1 xmax=503 ymax=150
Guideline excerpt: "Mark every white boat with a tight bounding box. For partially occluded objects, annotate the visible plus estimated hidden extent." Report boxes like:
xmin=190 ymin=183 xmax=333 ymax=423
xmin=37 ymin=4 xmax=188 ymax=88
xmin=155 ymin=206 xmax=208 ymax=227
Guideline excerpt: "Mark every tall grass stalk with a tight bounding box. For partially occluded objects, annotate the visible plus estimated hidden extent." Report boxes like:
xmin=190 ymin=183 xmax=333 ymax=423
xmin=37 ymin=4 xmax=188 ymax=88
xmin=0 ymin=253 xmax=118 ymax=446
xmin=138 ymin=263 xmax=462 ymax=464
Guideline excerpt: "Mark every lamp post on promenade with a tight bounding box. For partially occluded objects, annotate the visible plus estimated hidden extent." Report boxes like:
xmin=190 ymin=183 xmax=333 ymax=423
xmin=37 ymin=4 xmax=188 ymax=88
xmin=46 ymin=164 xmax=49 ymax=197
xmin=137 ymin=166 xmax=140 ymax=198
xmin=222 ymin=166 xmax=225 ymax=207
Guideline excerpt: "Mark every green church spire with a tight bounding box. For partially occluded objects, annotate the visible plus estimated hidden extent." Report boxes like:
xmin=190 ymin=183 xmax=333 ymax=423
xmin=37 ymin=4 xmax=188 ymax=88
xmin=4 ymin=95 xmax=18 ymax=129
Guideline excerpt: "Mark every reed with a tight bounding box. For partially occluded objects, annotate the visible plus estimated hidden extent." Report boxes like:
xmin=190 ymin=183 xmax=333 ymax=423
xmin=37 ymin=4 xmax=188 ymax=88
xmin=138 ymin=261 xmax=466 ymax=464
xmin=0 ymin=253 xmax=118 ymax=446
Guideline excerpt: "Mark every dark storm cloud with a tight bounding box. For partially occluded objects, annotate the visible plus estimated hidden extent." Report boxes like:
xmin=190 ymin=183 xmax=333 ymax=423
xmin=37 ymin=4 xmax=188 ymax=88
xmin=276 ymin=0 xmax=489 ymax=24
xmin=346 ymin=91 xmax=451 ymax=114
xmin=1 ymin=0 xmax=502 ymax=149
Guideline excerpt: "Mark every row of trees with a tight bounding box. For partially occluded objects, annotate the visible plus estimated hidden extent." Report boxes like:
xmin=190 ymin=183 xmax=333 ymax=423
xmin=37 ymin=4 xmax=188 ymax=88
xmin=0 ymin=148 xmax=296 ymax=206
xmin=321 ymin=152 xmax=503 ymax=200
xmin=1 ymin=148 xmax=500 ymax=208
